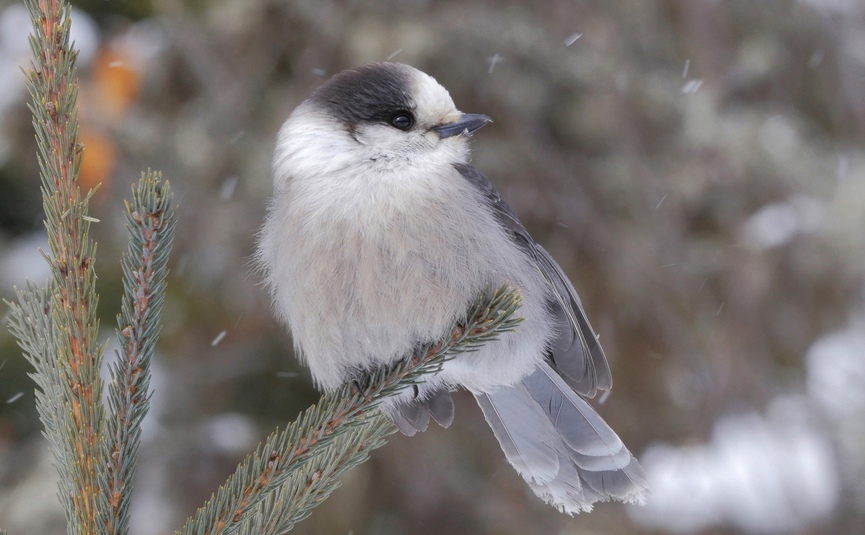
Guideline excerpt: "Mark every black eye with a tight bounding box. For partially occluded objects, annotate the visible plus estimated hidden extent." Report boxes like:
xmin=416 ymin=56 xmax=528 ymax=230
xmin=390 ymin=112 xmax=414 ymax=130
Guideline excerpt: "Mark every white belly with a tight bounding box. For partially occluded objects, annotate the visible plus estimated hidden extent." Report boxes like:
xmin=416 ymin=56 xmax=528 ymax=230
xmin=260 ymin=164 xmax=553 ymax=393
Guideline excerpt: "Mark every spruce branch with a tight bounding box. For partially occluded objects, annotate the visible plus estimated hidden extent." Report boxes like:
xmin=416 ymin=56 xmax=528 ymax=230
xmin=19 ymin=0 xmax=106 ymax=532
xmin=100 ymin=172 xmax=177 ymax=535
xmin=6 ymin=283 xmax=75 ymax=522
xmin=179 ymin=285 xmax=524 ymax=535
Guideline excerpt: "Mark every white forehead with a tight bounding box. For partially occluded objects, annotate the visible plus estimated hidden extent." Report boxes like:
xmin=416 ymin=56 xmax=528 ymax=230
xmin=406 ymin=67 xmax=460 ymax=123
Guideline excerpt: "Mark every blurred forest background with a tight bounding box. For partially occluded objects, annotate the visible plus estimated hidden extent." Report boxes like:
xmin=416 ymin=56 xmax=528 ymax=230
xmin=1 ymin=0 xmax=865 ymax=534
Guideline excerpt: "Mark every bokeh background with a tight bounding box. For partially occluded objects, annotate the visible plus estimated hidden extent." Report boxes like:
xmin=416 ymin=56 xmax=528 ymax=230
xmin=2 ymin=1 xmax=865 ymax=533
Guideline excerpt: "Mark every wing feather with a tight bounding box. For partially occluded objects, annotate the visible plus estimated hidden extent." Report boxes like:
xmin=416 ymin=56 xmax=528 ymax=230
xmin=455 ymin=163 xmax=611 ymax=396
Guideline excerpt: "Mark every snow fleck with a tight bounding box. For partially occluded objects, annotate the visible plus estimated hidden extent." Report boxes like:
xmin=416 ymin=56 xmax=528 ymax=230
xmin=219 ymin=176 xmax=238 ymax=201
xmin=598 ymin=389 xmax=611 ymax=404
xmin=211 ymin=330 xmax=227 ymax=347
xmin=564 ymin=32 xmax=582 ymax=47
xmin=311 ymin=68 xmax=326 ymax=76
xmin=487 ymin=53 xmax=504 ymax=74
xmin=6 ymin=392 xmax=23 ymax=404
xmin=682 ymin=59 xmax=690 ymax=79
xmin=386 ymin=48 xmax=403 ymax=61
xmin=681 ymin=79 xmax=704 ymax=94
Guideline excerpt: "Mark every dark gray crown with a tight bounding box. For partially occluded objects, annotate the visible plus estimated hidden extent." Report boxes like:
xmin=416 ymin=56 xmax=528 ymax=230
xmin=310 ymin=63 xmax=416 ymax=126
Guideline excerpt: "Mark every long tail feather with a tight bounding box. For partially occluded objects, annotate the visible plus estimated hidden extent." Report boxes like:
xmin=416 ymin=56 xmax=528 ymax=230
xmin=475 ymin=362 xmax=648 ymax=514
xmin=476 ymin=386 xmax=560 ymax=484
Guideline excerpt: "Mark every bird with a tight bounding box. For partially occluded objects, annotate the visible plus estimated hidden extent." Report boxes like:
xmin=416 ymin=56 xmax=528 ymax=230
xmin=256 ymin=62 xmax=648 ymax=514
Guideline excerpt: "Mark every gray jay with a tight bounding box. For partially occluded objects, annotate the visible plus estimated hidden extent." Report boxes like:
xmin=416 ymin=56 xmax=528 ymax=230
xmin=257 ymin=62 xmax=647 ymax=514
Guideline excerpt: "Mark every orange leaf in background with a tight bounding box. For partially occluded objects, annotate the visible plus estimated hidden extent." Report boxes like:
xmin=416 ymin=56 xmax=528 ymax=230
xmin=92 ymin=47 xmax=142 ymax=120
xmin=77 ymin=44 xmax=144 ymax=194
xmin=78 ymin=129 xmax=116 ymax=192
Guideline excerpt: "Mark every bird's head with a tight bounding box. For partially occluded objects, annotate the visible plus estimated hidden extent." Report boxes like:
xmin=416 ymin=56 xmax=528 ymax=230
xmin=274 ymin=62 xmax=491 ymax=184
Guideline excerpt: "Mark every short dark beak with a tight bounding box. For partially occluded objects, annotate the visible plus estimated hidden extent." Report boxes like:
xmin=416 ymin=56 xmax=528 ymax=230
xmin=433 ymin=113 xmax=492 ymax=138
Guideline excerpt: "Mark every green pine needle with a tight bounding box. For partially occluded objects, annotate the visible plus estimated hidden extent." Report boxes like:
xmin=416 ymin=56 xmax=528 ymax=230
xmin=6 ymin=283 xmax=75 ymax=520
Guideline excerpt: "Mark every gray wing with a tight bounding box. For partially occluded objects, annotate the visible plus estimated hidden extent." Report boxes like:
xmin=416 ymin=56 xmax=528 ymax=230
xmin=455 ymin=163 xmax=612 ymax=397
